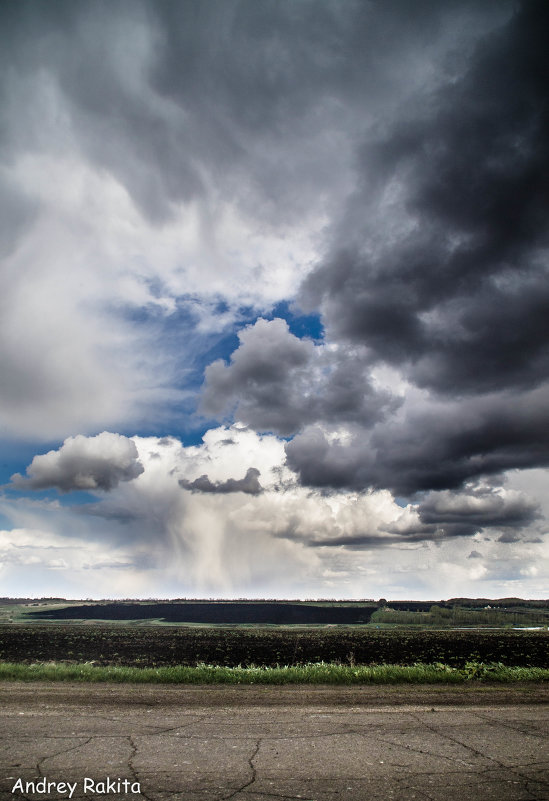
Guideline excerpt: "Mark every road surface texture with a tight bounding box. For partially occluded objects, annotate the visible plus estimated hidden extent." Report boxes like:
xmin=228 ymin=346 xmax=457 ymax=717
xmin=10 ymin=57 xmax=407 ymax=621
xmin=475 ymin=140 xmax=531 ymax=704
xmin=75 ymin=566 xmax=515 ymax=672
xmin=0 ymin=683 xmax=548 ymax=801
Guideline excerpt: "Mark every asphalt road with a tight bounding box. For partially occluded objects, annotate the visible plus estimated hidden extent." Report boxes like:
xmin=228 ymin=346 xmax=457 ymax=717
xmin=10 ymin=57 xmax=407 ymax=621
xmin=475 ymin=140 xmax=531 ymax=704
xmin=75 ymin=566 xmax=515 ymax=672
xmin=0 ymin=683 xmax=548 ymax=801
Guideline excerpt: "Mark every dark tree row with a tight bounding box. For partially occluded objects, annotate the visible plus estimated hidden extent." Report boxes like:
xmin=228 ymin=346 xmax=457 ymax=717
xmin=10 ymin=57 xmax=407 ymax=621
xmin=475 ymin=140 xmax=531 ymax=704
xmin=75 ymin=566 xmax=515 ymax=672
xmin=26 ymin=602 xmax=376 ymax=625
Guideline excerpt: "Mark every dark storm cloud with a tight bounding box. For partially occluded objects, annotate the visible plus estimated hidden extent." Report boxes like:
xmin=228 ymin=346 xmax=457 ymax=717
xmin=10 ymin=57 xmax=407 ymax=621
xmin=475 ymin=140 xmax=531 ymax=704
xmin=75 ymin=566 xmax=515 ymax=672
xmin=497 ymin=531 xmax=522 ymax=544
xmin=286 ymin=384 xmax=549 ymax=496
xmin=179 ymin=467 xmax=263 ymax=495
xmin=309 ymin=534 xmax=408 ymax=550
xmin=283 ymin=0 xmax=549 ymax=498
xmin=201 ymin=318 xmax=396 ymax=436
xmin=10 ymin=433 xmax=144 ymax=492
xmin=417 ymin=488 xmax=540 ymax=531
xmin=0 ymin=0 xmax=506 ymax=225
xmin=302 ymin=0 xmax=549 ymax=396
xmin=385 ymin=485 xmax=541 ymax=541
xmin=308 ymin=528 xmax=436 ymax=550
xmin=182 ymin=0 xmax=549 ymax=503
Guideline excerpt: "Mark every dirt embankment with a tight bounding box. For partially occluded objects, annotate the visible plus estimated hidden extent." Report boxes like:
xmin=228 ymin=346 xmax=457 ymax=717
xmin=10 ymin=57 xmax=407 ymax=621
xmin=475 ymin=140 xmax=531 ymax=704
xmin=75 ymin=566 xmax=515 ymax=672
xmin=1 ymin=681 xmax=548 ymax=709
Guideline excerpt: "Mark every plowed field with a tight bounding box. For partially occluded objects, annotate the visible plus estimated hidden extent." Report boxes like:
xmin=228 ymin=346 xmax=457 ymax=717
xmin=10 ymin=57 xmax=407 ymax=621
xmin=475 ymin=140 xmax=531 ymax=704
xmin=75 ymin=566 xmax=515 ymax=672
xmin=1 ymin=625 xmax=547 ymax=667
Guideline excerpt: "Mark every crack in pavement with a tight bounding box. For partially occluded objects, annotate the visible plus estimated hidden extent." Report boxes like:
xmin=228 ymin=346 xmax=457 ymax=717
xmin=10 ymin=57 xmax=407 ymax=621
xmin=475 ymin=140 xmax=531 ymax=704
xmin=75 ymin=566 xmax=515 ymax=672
xmin=32 ymin=721 xmax=539 ymax=798
xmin=396 ymin=763 xmax=548 ymax=801
xmin=410 ymin=712 xmax=548 ymax=798
xmin=410 ymin=711 xmax=512 ymax=767
xmin=127 ymin=735 xmax=156 ymax=801
xmin=470 ymin=710 xmax=549 ymax=738
xmin=36 ymin=737 xmax=93 ymax=777
xmin=143 ymin=714 xmax=212 ymax=736
xmin=4 ymin=693 xmax=547 ymax=801
xmin=400 ymin=764 xmax=544 ymax=787
xmin=219 ymin=738 xmax=262 ymax=801
xmin=367 ymin=732 xmax=481 ymax=768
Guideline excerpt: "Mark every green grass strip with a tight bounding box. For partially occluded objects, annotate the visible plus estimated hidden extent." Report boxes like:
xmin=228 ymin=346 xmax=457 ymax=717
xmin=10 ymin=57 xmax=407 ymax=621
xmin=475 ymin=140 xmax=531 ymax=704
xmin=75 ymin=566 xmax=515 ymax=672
xmin=0 ymin=661 xmax=548 ymax=684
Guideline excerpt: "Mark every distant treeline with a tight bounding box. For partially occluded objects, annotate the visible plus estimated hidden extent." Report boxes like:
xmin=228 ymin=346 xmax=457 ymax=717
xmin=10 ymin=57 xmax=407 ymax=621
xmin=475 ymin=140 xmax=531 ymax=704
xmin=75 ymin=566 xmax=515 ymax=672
xmin=383 ymin=602 xmax=451 ymax=612
xmin=381 ymin=599 xmax=549 ymax=612
xmin=5 ymin=597 xmax=548 ymax=607
xmin=27 ymin=602 xmax=376 ymax=625
xmin=373 ymin=605 xmax=549 ymax=627
xmin=0 ymin=598 xmax=66 ymax=605
xmin=447 ymin=598 xmax=549 ymax=609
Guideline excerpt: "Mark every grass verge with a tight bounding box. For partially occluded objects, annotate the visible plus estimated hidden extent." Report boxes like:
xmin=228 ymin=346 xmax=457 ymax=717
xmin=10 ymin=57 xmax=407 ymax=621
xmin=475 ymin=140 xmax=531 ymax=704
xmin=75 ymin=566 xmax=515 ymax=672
xmin=0 ymin=661 xmax=548 ymax=684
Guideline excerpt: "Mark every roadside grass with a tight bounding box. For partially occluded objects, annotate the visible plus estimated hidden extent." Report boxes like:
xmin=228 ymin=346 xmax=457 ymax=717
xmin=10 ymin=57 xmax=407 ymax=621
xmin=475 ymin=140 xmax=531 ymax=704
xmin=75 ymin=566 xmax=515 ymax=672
xmin=0 ymin=661 xmax=547 ymax=684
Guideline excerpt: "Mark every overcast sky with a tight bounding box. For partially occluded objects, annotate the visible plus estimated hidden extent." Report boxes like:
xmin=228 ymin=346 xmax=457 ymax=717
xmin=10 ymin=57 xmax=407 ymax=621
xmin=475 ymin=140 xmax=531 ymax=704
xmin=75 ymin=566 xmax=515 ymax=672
xmin=1 ymin=0 xmax=548 ymax=600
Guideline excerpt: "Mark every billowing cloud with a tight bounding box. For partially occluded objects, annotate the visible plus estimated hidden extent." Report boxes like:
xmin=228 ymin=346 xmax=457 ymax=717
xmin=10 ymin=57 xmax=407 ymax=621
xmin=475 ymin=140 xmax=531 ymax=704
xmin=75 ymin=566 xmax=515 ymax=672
xmin=196 ymin=2 xmax=549 ymax=505
xmin=179 ymin=467 xmax=263 ymax=495
xmin=303 ymin=482 xmax=540 ymax=549
xmin=378 ymin=484 xmax=541 ymax=544
xmin=201 ymin=318 xmax=394 ymax=435
xmin=2 ymin=428 xmax=547 ymax=599
xmin=284 ymin=0 xmax=549 ymax=497
xmin=11 ymin=432 xmax=144 ymax=492
xmin=0 ymin=0 xmax=365 ymax=441
xmin=285 ymin=384 xmax=549 ymax=496
xmin=416 ymin=487 xmax=540 ymax=532
xmin=302 ymin=1 xmax=549 ymax=395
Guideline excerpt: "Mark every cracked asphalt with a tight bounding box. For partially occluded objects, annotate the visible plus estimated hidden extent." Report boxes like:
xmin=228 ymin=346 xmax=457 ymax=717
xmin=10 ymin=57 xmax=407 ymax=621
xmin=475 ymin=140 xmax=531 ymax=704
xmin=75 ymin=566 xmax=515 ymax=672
xmin=0 ymin=683 xmax=548 ymax=801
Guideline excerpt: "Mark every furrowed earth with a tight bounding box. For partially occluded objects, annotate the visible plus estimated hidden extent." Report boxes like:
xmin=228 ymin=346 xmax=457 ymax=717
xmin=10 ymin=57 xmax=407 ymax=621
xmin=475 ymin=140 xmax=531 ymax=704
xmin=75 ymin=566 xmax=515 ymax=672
xmin=0 ymin=625 xmax=548 ymax=668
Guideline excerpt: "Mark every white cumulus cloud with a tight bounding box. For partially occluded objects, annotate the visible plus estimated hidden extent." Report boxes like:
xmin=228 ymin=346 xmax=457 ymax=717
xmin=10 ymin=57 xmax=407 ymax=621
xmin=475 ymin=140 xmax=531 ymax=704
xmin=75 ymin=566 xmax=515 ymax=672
xmin=11 ymin=432 xmax=144 ymax=492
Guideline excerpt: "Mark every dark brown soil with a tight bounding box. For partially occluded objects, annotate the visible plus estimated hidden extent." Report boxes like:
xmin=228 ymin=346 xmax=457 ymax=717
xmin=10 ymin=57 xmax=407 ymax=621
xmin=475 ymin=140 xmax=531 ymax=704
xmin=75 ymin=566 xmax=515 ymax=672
xmin=1 ymin=624 xmax=548 ymax=667
xmin=1 ymin=681 xmax=548 ymax=708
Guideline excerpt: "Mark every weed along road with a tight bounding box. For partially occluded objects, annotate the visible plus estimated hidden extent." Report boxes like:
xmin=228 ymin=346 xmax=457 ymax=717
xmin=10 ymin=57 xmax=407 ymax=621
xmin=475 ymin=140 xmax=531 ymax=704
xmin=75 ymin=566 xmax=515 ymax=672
xmin=0 ymin=683 xmax=548 ymax=801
